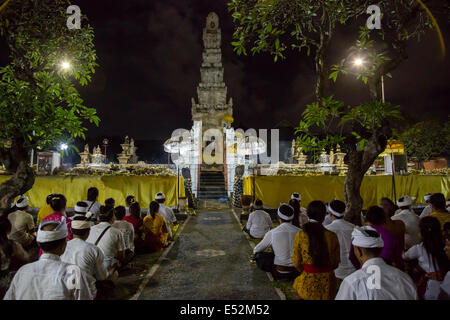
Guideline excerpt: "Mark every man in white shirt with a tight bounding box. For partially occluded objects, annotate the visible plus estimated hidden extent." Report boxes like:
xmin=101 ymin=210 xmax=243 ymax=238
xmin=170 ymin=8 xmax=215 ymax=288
xmin=155 ymin=192 xmax=177 ymax=238
xmin=61 ymin=215 xmax=108 ymax=298
xmin=7 ymin=196 xmax=35 ymax=248
xmin=335 ymin=226 xmax=417 ymax=300
xmin=253 ymin=204 xmax=300 ymax=280
xmin=4 ymin=218 xmax=94 ymax=300
xmin=420 ymin=193 xmax=433 ymax=218
xmin=86 ymin=206 xmax=125 ymax=271
xmin=246 ymin=200 xmax=273 ymax=239
xmin=84 ymin=187 xmax=101 ymax=222
xmin=112 ymin=206 xmax=135 ymax=264
xmin=392 ymin=195 xmax=421 ymax=249
xmin=325 ymin=199 xmax=356 ymax=282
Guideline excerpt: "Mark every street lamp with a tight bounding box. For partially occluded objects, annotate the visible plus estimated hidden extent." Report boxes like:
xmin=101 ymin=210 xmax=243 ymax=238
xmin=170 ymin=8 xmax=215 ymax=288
xmin=102 ymin=139 xmax=109 ymax=164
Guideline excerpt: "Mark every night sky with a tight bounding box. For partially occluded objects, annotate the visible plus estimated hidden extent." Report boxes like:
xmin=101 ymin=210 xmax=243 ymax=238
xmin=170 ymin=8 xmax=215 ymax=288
xmin=3 ymin=0 xmax=450 ymax=162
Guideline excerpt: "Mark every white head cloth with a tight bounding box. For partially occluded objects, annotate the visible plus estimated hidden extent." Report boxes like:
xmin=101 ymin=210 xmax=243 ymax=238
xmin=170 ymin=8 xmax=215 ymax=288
xmin=309 ymin=218 xmax=319 ymax=223
xmin=71 ymin=219 xmax=93 ymax=230
xmin=351 ymin=226 xmax=384 ymax=248
xmin=424 ymin=194 xmax=432 ymax=202
xmin=155 ymin=192 xmax=165 ymax=200
xmin=74 ymin=204 xmax=88 ymax=213
xmin=37 ymin=218 xmax=68 ymax=243
xmin=397 ymin=195 xmax=415 ymax=207
xmin=16 ymin=196 xmax=29 ymax=209
xmin=291 ymin=193 xmax=301 ymax=201
xmin=277 ymin=204 xmax=294 ymax=221
xmin=327 ymin=204 xmax=344 ymax=217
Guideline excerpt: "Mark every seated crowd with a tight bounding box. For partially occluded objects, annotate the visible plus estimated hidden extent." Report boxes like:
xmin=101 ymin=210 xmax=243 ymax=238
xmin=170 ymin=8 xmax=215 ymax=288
xmin=247 ymin=192 xmax=450 ymax=300
xmin=0 ymin=187 xmax=178 ymax=300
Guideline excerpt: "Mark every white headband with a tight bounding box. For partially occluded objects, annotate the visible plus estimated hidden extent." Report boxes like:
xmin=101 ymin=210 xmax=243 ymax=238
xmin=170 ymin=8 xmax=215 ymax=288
xmin=16 ymin=196 xmax=29 ymax=209
xmin=277 ymin=204 xmax=294 ymax=221
xmin=424 ymin=194 xmax=432 ymax=202
xmin=37 ymin=218 xmax=68 ymax=243
xmin=397 ymin=195 xmax=415 ymax=207
xmin=72 ymin=220 xmax=93 ymax=230
xmin=291 ymin=193 xmax=301 ymax=201
xmin=351 ymin=226 xmax=384 ymax=248
xmin=155 ymin=192 xmax=165 ymax=200
xmin=74 ymin=204 xmax=88 ymax=213
xmin=327 ymin=204 xmax=344 ymax=217
xmin=309 ymin=218 xmax=319 ymax=223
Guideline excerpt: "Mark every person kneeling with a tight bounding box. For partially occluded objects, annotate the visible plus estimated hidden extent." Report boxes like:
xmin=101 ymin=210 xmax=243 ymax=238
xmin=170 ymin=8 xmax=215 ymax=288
xmin=335 ymin=226 xmax=417 ymax=300
xmin=245 ymin=200 xmax=273 ymax=239
xmin=253 ymin=204 xmax=300 ymax=281
xmin=142 ymin=201 xmax=169 ymax=252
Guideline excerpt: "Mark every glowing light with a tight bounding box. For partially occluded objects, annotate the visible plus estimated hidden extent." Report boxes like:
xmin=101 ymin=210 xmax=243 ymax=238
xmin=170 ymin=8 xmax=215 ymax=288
xmin=353 ymin=58 xmax=364 ymax=67
xmin=60 ymin=61 xmax=71 ymax=71
xmin=59 ymin=143 xmax=68 ymax=151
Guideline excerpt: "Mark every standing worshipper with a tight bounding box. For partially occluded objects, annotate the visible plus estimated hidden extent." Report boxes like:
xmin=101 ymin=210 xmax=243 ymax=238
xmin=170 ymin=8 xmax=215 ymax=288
xmin=324 ymin=200 xmax=356 ymax=284
xmin=292 ymin=201 xmax=340 ymax=300
xmin=84 ymin=187 xmax=101 ymax=222
xmin=380 ymin=197 xmax=406 ymax=250
xmin=86 ymin=206 xmax=125 ymax=271
xmin=403 ymin=216 xmax=450 ymax=300
xmin=112 ymin=206 xmax=135 ymax=261
xmin=155 ymin=192 xmax=177 ymax=238
xmin=4 ymin=219 xmax=94 ymax=300
xmin=0 ymin=216 xmax=29 ymax=299
xmin=142 ymin=201 xmax=169 ymax=252
xmin=336 ymin=226 xmax=417 ymax=300
xmin=253 ymin=204 xmax=300 ymax=280
xmin=246 ymin=200 xmax=273 ymax=239
xmin=392 ymin=195 xmax=421 ymax=250
xmin=429 ymin=193 xmax=450 ymax=231
xmin=420 ymin=193 xmax=433 ymax=218
xmin=36 ymin=193 xmax=60 ymax=227
xmin=61 ymin=215 xmax=108 ymax=298
xmin=350 ymin=206 xmax=403 ymax=269
xmin=125 ymin=195 xmax=136 ymax=217
xmin=7 ymin=196 xmax=36 ymax=249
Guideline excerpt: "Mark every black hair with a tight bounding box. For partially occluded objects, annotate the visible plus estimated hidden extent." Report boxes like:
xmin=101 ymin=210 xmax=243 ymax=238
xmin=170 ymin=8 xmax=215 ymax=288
xmin=99 ymin=205 xmax=114 ymax=222
xmin=254 ymin=199 xmax=263 ymax=207
xmin=149 ymin=201 xmax=159 ymax=219
xmin=156 ymin=198 xmax=165 ymax=204
xmin=288 ymin=199 xmax=301 ymax=228
xmin=329 ymin=199 xmax=346 ymax=219
xmin=125 ymin=195 xmax=135 ymax=206
xmin=380 ymin=197 xmax=396 ymax=217
xmin=129 ymin=202 xmax=141 ymax=219
xmin=114 ymin=206 xmax=126 ymax=220
xmin=72 ymin=228 xmax=90 ymax=237
xmin=105 ymin=198 xmax=115 ymax=207
xmin=49 ymin=195 xmax=67 ymax=212
xmin=304 ymin=201 xmax=329 ymax=268
xmin=39 ymin=238 xmax=66 ymax=252
xmin=46 ymin=193 xmax=59 ymax=205
xmin=429 ymin=193 xmax=446 ymax=211
xmin=365 ymin=206 xmax=386 ymax=226
xmin=419 ymin=216 xmax=450 ymax=275
xmin=0 ymin=216 xmax=13 ymax=267
xmin=87 ymin=187 xmax=99 ymax=202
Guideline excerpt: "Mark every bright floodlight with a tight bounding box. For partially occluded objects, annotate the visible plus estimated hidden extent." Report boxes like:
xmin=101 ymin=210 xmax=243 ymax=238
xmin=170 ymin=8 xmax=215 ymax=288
xmin=353 ymin=58 xmax=364 ymax=67
xmin=60 ymin=143 xmax=68 ymax=151
xmin=60 ymin=61 xmax=71 ymax=71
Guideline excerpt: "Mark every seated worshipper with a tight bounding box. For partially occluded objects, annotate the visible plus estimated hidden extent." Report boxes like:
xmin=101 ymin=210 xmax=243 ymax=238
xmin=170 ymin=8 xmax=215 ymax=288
xmin=0 ymin=216 xmax=29 ymax=299
xmin=112 ymin=206 xmax=135 ymax=263
xmin=324 ymin=200 xmax=356 ymax=283
xmin=86 ymin=206 xmax=125 ymax=271
xmin=291 ymin=193 xmax=309 ymax=225
xmin=84 ymin=187 xmax=101 ymax=222
xmin=124 ymin=202 xmax=144 ymax=238
xmin=105 ymin=198 xmax=115 ymax=209
xmin=335 ymin=226 xmax=417 ymax=300
xmin=245 ymin=200 xmax=273 ymax=239
xmin=7 ymin=196 xmax=36 ymax=249
xmin=4 ymin=219 xmax=94 ymax=300
xmin=72 ymin=201 xmax=90 ymax=220
xmin=429 ymin=193 xmax=450 ymax=231
xmin=40 ymin=195 xmax=72 ymax=257
xmin=380 ymin=197 xmax=406 ymax=250
xmin=36 ymin=193 xmax=60 ymax=227
xmin=253 ymin=204 xmax=300 ymax=280
xmin=289 ymin=199 xmax=308 ymax=228
xmin=125 ymin=195 xmax=136 ymax=217
xmin=61 ymin=215 xmax=108 ymax=299
xmin=403 ymin=216 xmax=450 ymax=300
xmin=142 ymin=201 xmax=169 ymax=252
xmin=350 ymin=206 xmax=403 ymax=269
xmin=420 ymin=193 xmax=434 ymax=218
xmin=292 ymin=201 xmax=340 ymax=300
xmin=155 ymin=192 xmax=178 ymax=238
xmin=392 ymin=195 xmax=421 ymax=250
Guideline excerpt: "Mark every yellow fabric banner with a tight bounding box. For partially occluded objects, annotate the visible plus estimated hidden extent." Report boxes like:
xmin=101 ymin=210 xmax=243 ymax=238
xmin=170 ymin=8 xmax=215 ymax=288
xmin=243 ymin=175 xmax=450 ymax=209
xmin=0 ymin=175 xmax=185 ymax=209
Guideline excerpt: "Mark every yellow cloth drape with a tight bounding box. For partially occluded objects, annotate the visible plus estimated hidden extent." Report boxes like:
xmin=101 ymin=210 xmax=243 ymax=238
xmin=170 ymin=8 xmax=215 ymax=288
xmin=244 ymin=175 xmax=450 ymax=209
xmin=0 ymin=175 xmax=185 ymax=209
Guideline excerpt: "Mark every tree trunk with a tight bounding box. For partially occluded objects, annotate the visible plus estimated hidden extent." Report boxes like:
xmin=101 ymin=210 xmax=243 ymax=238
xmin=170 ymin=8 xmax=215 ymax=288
xmin=0 ymin=138 xmax=35 ymax=215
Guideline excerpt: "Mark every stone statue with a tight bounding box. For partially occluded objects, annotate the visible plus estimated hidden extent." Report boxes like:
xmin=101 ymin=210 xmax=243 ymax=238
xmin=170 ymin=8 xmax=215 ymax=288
xmin=84 ymin=144 xmax=89 ymax=153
